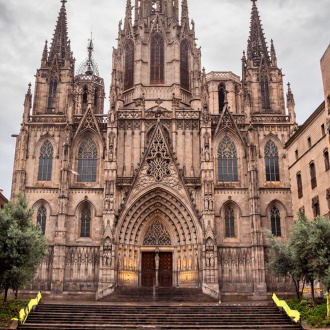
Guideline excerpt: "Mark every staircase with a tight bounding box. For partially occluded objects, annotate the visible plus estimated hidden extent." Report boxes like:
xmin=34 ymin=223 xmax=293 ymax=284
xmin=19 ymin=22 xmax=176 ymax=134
xmin=102 ymin=287 xmax=217 ymax=303
xmin=19 ymin=288 xmax=302 ymax=330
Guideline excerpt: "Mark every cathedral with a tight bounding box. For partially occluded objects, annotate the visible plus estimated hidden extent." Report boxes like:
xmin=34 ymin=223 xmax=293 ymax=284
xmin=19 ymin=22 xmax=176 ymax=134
xmin=11 ymin=0 xmax=297 ymax=300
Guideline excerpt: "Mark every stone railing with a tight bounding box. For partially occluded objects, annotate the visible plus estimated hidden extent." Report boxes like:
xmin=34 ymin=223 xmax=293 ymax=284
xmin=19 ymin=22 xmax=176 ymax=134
xmin=206 ymin=71 xmax=241 ymax=83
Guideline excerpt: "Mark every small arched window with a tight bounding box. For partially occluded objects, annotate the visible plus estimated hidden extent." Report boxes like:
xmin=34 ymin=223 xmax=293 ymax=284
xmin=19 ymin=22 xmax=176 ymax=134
xmin=80 ymin=205 xmax=91 ymax=237
xmin=270 ymin=206 xmax=281 ymax=237
xmin=324 ymin=149 xmax=330 ymax=171
xmin=150 ymin=34 xmax=164 ymax=84
xmin=225 ymin=205 xmax=235 ymax=238
xmin=310 ymin=162 xmax=317 ymax=188
xmin=47 ymin=77 xmax=58 ymax=111
xmin=180 ymin=40 xmax=189 ymax=91
xmin=218 ymin=137 xmax=238 ymax=182
xmin=265 ymin=140 xmax=280 ymax=182
xmin=77 ymin=137 xmax=98 ymax=183
xmin=218 ymin=84 xmax=226 ymax=112
xmin=260 ymin=73 xmax=271 ymax=111
xmin=297 ymin=173 xmax=303 ymax=199
xmin=37 ymin=205 xmax=47 ymax=235
xmin=124 ymin=41 xmax=134 ymax=90
xmin=38 ymin=140 xmax=53 ymax=181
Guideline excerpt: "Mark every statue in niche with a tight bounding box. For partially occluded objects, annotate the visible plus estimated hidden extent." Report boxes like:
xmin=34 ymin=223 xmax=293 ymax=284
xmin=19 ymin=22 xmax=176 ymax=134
xmin=205 ymin=147 xmax=210 ymax=162
xmin=103 ymin=237 xmax=112 ymax=267
xmin=155 ymin=253 xmax=160 ymax=270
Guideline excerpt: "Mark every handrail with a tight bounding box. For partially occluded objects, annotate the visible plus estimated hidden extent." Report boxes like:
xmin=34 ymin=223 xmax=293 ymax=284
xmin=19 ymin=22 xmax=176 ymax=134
xmin=11 ymin=292 xmax=42 ymax=325
xmin=272 ymin=293 xmax=300 ymax=323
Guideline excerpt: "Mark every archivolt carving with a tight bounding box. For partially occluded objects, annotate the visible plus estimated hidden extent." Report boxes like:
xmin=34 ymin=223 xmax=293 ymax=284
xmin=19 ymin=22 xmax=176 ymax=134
xmin=117 ymin=189 xmax=200 ymax=246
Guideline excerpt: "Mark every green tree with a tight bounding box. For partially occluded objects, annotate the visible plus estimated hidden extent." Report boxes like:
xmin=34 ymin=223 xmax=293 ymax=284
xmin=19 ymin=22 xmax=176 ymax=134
xmin=264 ymin=230 xmax=305 ymax=299
xmin=0 ymin=195 xmax=47 ymax=302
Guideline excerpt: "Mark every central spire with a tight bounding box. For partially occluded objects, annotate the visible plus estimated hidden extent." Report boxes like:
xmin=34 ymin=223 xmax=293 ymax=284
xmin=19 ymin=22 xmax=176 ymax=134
xmin=247 ymin=0 xmax=270 ymax=66
xmin=48 ymin=0 xmax=71 ymax=63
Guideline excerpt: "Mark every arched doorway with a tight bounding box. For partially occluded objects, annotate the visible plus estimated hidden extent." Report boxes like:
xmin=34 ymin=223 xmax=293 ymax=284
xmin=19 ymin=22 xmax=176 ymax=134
xmin=115 ymin=188 xmax=202 ymax=288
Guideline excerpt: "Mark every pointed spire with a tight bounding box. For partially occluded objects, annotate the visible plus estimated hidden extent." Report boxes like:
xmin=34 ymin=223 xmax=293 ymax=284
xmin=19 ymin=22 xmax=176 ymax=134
xmin=125 ymin=0 xmax=132 ymax=23
xmin=41 ymin=40 xmax=48 ymax=66
xmin=247 ymin=0 xmax=270 ymax=66
xmin=287 ymin=83 xmax=295 ymax=107
xmin=181 ymin=0 xmax=189 ymax=25
xmin=48 ymin=0 xmax=71 ymax=63
xmin=77 ymin=34 xmax=100 ymax=76
xmin=270 ymin=39 xmax=277 ymax=66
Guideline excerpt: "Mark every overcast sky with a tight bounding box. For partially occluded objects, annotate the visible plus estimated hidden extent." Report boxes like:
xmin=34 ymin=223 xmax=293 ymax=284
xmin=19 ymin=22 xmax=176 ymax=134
xmin=0 ymin=0 xmax=329 ymax=198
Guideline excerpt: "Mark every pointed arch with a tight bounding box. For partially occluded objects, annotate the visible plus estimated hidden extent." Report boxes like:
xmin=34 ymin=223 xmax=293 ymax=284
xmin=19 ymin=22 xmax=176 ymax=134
xmin=180 ymin=40 xmax=189 ymax=91
xmin=150 ymin=34 xmax=164 ymax=84
xmin=124 ymin=40 xmax=134 ymax=90
xmin=224 ymin=204 xmax=236 ymax=238
xmin=218 ymin=136 xmax=238 ymax=182
xmin=264 ymin=140 xmax=280 ymax=182
xmin=83 ymin=85 xmax=88 ymax=104
xmin=38 ymin=140 xmax=54 ymax=181
xmin=143 ymin=220 xmax=172 ymax=246
xmin=77 ymin=137 xmax=98 ymax=182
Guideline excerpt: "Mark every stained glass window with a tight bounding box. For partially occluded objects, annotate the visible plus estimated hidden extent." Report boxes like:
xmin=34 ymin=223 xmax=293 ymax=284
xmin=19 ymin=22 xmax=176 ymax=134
xmin=80 ymin=205 xmax=91 ymax=237
xmin=180 ymin=40 xmax=189 ymax=91
xmin=270 ymin=206 xmax=281 ymax=237
xmin=124 ymin=41 xmax=134 ymax=90
xmin=218 ymin=137 xmax=238 ymax=182
xmin=265 ymin=140 xmax=280 ymax=182
xmin=150 ymin=34 xmax=164 ymax=84
xmin=143 ymin=220 xmax=171 ymax=246
xmin=225 ymin=205 xmax=235 ymax=238
xmin=77 ymin=137 xmax=98 ymax=182
xmin=37 ymin=205 xmax=47 ymax=235
xmin=38 ymin=140 xmax=53 ymax=181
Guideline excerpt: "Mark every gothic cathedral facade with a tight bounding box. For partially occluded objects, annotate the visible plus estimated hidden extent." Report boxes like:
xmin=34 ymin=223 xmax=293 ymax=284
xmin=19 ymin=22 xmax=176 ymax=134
xmin=11 ymin=0 xmax=297 ymax=300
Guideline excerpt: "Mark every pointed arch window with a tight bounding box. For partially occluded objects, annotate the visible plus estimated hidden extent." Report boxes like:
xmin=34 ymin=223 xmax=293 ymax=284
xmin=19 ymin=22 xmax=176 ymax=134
xmin=80 ymin=204 xmax=91 ymax=237
xmin=94 ymin=89 xmax=98 ymax=107
xmin=37 ymin=205 xmax=47 ymax=235
xmin=180 ymin=40 xmax=189 ymax=90
xmin=265 ymin=140 xmax=280 ymax=182
xmin=47 ymin=77 xmax=58 ymax=111
xmin=260 ymin=73 xmax=271 ymax=111
xmin=150 ymin=34 xmax=164 ymax=84
xmin=124 ymin=41 xmax=134 ymax=90
xmin=218 ymin=83 xmax=226 ymax=112
xmin=225 ymin=205 xmax=235 ymax=238
xmin=38 ymin=140 xmax=53 ymax=181
xmin=83 ymin=86 xmax=88 ymax=104
xmin=270 ymin=206 xmax=281 ymax=237
xmin=77 ymin=137 xmax=98 ymax=183
xmin=218 ymin=137 xmax=238 ymax=182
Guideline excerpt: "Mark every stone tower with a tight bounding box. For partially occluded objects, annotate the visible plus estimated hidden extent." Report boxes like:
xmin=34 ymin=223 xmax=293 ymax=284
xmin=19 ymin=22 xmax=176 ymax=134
xmin=11 ymin=0 xmax=296 ymax=300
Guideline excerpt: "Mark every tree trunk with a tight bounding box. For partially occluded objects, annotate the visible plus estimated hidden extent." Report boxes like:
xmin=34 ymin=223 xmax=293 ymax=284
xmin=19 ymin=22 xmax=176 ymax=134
xmin=15 ymin=288 xmax=18 ymax=300
xmin=4 ymin=287 xmax=8 ymax=302
xmin=293 ymin=279 xmax=300 ymax=299
xmin=327 ymin=289 xmax=330 ymax=317
xmin=311 ymin=280 xmax=315 ymax=305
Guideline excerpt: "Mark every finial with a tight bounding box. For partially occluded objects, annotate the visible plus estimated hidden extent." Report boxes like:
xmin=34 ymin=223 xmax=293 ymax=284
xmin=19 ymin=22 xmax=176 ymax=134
xmin=61 ymin=0 xmax=67 ymax=7
xmin=287 ymin=82 xmax=291 ymax=92
xmin=251 ymin=0 xmax=257 ymax=6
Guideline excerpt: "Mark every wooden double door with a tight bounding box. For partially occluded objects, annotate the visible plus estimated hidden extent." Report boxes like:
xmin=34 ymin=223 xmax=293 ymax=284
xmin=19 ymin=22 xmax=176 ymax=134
xmin=141 ymin=252 xmax=172 ymax=287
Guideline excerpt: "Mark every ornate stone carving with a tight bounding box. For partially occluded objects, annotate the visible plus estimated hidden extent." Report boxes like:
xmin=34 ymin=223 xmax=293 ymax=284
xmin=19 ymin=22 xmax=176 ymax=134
xmin=143 ymin=220 xmax=171 ymax=246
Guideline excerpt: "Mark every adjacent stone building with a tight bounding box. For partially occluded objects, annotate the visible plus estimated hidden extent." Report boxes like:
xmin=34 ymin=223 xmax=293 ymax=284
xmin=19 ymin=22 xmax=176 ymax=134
xmin=0 ymin=189 xmax=8 ymax=209
xmin=286 ymin=45 xmax=330 ymax=220
xmin=11 ymin=0 xmax=297 ymax=300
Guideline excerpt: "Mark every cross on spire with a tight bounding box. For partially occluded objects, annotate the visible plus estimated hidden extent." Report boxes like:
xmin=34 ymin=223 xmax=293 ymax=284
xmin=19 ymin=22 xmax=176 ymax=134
xmin=251 ymin=0 xmax=257 ymax=6
xmin=61 ymin=0 xmax=67 ymax=7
